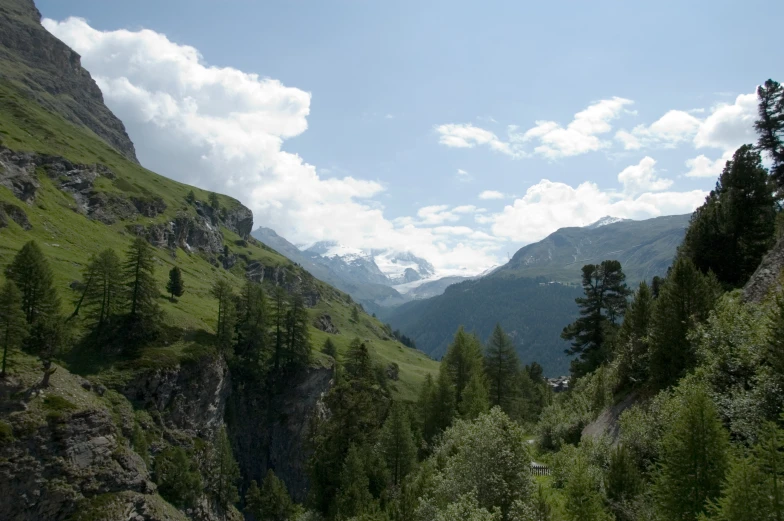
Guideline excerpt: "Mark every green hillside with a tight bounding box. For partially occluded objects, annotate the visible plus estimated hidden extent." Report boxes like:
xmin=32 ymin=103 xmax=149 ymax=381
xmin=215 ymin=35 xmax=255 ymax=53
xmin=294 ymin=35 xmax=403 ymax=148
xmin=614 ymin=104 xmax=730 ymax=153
xmin=0 ymin=76 xmax=436 ymax=400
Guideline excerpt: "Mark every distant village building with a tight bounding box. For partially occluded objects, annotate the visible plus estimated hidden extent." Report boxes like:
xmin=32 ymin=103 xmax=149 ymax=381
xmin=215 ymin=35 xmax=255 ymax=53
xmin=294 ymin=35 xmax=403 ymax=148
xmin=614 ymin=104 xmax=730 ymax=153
xmin=547 ymin=376 xmax=570 ymax=392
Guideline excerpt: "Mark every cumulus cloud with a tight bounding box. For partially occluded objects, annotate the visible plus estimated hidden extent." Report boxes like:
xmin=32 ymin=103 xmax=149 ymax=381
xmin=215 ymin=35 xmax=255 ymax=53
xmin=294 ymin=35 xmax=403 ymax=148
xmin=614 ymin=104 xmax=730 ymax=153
xmin=478 ymin=190 xmax=506 ymax=200
xmin=693 ymin=93 xmax=757 ymax=151
xmin=42 ymin=17 xmax=500 ymax=275
xmin=489 ymin=177 xmax=705 ymax=244
xmin=684 ymin=150 xmax=734 ymax=178
xmin=435 ymin=123 xmax=524 ymax=158
xmin=615 ymin=110 xmax=702 ymax=150
xmin=617 ymin=156 xmax=673 ymax=195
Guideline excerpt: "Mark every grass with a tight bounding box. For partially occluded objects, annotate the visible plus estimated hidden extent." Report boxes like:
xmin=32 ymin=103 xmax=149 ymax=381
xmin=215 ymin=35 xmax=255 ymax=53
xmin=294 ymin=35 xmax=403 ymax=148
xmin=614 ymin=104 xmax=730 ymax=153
xmin=0 ymin=77 xmax=438 ymax=399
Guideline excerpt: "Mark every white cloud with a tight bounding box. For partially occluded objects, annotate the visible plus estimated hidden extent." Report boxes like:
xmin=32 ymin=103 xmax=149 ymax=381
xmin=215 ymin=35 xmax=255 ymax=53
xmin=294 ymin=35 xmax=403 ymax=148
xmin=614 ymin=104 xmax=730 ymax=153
xmin=522 ymin=97 xmax=634 ymax=158
xmin=615 ymin=110 xmax=702 ymax=150
xmin=479 ymin=190 xmax=505 ymax=200
xmin=684 ymin=150 xmax=733 ymax=178
xmin=490 ymin=177 xmax=705 ymax=244
xmin=456 ymin=168 xmax=473 ymax=182
xmin=42 ymin=17 xmax=499 ymax=275
xmin=435 ymin=123 xmax=523 ymax=158
xmin=617 ymin=156 xmax=673 ymax=195
xmin=694 ymin=93 xmax=757 ymax=151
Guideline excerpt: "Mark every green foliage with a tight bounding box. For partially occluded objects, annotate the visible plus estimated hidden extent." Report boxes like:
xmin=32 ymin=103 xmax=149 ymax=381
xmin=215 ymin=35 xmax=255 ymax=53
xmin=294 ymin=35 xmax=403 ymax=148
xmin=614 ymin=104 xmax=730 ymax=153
xmin=0 ymin=420 xmax=13 ymax=444
xmin=80 ymin=249 xmax=122 ymax=332
xmin=166 ymin=266 xmax=184 ymax=299
xmin=680 ymin=145 xmax=775 ymax=288
xmin=755 ymin=79 xmax=784 ymax=189
xmin=122 ymin=236 xmax=160 ymax=336
xmin=352 ymin=305 xmax=361 ymax=323
xmin=5 ymin=240 xmax=61 ymax=324
xmin=245 ymin=470 xmax=297 ymax=521
xmin=561 ymin=260 xmax=630 ymax=378
xmin=322 ymin=337 xmax=338 ymax=359
xmin=420 ymin=365 xmax=456 ymax=446
xmin=337 ymin=444 xmax=375 ymax=519
xmin=460 ymin=370 xmax=490 ymax=420
xmin=131 ymin=422 xmax=150 ymax=466
xmin=209 ymin=425 xmax=240 ymax=507
xmin=154 ymin=446 xmax=202 ymax=509
xmin=615 ymin=281 xmax=653 ymax=390
xmin=605 ymin=444 xmax=642 ymax=521
xmin=185 ymin=190 xmax=196 ymax=204
xmin=412 ymin=408 xmax=536 ymax=521
xmin=654 ymin=385 xmax=729 ymax=521
xmin=648 ymin=256 xmax=720 ymax=389
xmin=0 ymin=279 xmax=27 ymax=377
xmin=443 ymin=327 xmax=484 ymax=406
xmin=209 ymin=191 xmax=220 ymax=210
xmin=211 ymin=279 xmax=236 ymax=354
xmin=485 ymin=324 xmax=520 ymax=414
xmin=379 ymin=402 xmax=417 ymax=486
xmin=284 ymin=293 xmax=312 ymax=369
xmin=564 ymin=452 xmax=612 ymax=521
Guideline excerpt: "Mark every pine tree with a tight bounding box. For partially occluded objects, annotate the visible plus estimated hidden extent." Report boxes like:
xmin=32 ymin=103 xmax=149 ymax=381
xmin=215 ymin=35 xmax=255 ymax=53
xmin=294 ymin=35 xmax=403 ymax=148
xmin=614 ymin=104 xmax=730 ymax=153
xmin=166 ymin=266 xmax=184 ymax=300
xmin=707 ymin=453 xmax=769 ymax=521
xmin=430 ymin=365 xmax=457 ymax=440
xmin=379 ymin=402 xmax=416 ymax=486
xmin=605 ymin=444 xmax=642 ymax=520
xmin=755 ymin=79 xmax=784 ymax=189
xmin=80 ymin=249 xmax=122 ymax=331
xmin=565 ymin=454 xmax=612 ymax=521
xmin=443 ymin=327 xmax=484 ymax=405
xmin=211 ymin=279 xmax=236 ymax=354
xmin=271 ymin=287 xmax=288 ymax=371
xmin=235 ymin=281 xmax=268 ymax=366
xmin=561 ymin=260 xmax=630 ymax=377
xmin=209 ymin=191 xmax=220 ymax=210
xmin=336 ymin=444 xmax=374 ymax=519
xmin=5 ymin=240 xmax=60 ymax=324
xmin=322 ymin=337 xmax=338 ymax=359
xmin=186 ymin=190 xmax=196 ymax=204
xmin=484 ymin=324 xmax=520 ymax=414
xmin=616 ymin=281 xmax=654 ymax=390
xmin=245 ymin=470 xmax=296 ymax=521
xmin=154 ymin=446 xmax=202 ymax=508
xmin=648 ymin=257 xmax=720 ymax=388
xmin=768 ymin=293 xmax=784 ymax=381
xmin=654 ymin=386 xmax=729 ymax=521
xmin=0 ymin=281 xmax=27 ymax=378
xmin=283 ymin=293 xmax=311 ymax=369
xmin=460 ymin=370 xmax=490 ymax=420
xmin=210 ymin=425 xmax=240 ymax=508
xmin=123 ymin=237 xmax=159 ymax=326
xmin=352 ymin=305 xmax=360 ymax=322
xmin=754 ymin=422 xmax=784 ymax=521
xmin=680 ymin=145 xmax=775 ymax=287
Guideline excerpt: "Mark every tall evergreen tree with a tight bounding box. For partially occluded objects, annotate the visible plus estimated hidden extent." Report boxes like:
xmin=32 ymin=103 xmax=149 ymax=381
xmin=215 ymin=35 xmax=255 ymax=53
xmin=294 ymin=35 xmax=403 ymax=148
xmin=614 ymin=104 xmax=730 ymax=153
xmin=209 ymin=191 xmax=220 ymax=210
xmin=680 ymin=145 xmax=775 ymax=287
xmin=211 ymin=279 xmax=236 ymax=354
xmin=81 ymin=249 xmax=122 ymax=331
xmin=123 ymin=237 xmax=159 ymax=325
xmin=561 ymin=260 xmax=630 ymax=378
xmin=708 ymin=452 xmax=769 ymax=521
xmin=245 ymin=470 xmax=296 ymax=521
xmin=271 ymin=287 xmax=288 ymax=371
xmin=380 ymin=402 xmax=417 ymax=486
xmin=648 ymin=257 xmax=720 ymax=388
xmin=443 ymin=327 xmax=484 ymax=406
xmin=235 ymin=281 xmax=268 ymax=365
xmin=754 ymin=422 xmax=784 ymax=521
xmin=0 ymin=281 xmax=27 ymax=378
xmin=336 ymin=444 xmax=374 ymax=519
xmin=755 ymin=79 xmax=784 ymax=188
xmin=283 ymin=293 xmax=311 ymax=369
xmin=166 ymin=266 xmax=184 ymax=300
xmin=209 ymin=425 xmax=240 ymax=508
xmin=605 ymin=444 xmax=642 ymax=521
xmin=484 ymin=324 xmax=520 ymax=414
xmin=5 ymin=240 xmax=60 ymax=324
xmin=616 ymin=281 xmax=654 ymax=390
xmin=460 ymin=370 xmax=490 ymax=420
xmin=322 ymin=337 xmax=338 ymax=359
xmin=565 ymin=454 xmax=611 ymax=521
xmin=654 ymin=386 xmax=729 ymax=521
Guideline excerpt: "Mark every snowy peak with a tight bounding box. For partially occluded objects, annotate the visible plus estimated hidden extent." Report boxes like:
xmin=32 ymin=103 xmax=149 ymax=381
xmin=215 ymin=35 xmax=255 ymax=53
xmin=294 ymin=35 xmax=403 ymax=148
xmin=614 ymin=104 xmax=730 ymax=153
xmin=306 ymin=241 xmax=371 ymax=263
xmin=374 ymin=250 xmax=435 ymax=284
xmin=585 ymin=216 xmax=629 ymax=229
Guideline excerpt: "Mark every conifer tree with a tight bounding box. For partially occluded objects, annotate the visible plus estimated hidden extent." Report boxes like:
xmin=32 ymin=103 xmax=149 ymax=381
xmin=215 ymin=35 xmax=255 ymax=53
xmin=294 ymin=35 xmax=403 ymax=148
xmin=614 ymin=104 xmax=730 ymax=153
xmin=484 ymin=324 xmax=520 ymax=414
xmin=322 ymin=337 xmax=337 ymax=359
xmin=755 ymin=79 xmax=784 ymax=188
xmin=351 ymin=305 xmax=360 ymax=322
xmin=654 ymin=386 xmax=729 ymax=521
xmin=210 ymin=425 xmax=240 ymax=508
xmin=154 ymin=446 xmax=202 ymax=508
xmin=209 ymin=191 xmax=220 ymax=210
xmin=754 ymin=422 xmax=784 ymax=520
xmin=186 ymin=190 xmax=196 ymax=204
xmin=123 ymin=237 xmax=159 ymax=325
xmin=336 ymin=444 xmax=374 ymax=519
xmin=680 ymin=145 xmax=775 ymax=287
xmin=211 ymin=279 xmax=236 ymax=354
xmin=235 ymin=281 xmax=268 ymax=365
xmin=5 ymin=240 xmax=60 ymax=324
xmin=166 ymin=266 xmax=184 ymax=300
xmin=616 ymin=281 xmax=654 ymax=390
xmin=443 ymin=327 xmax=484 ymax=405
xmin=565 ymin=454 xmax=611 ymax=521
xmin=648 ymin=257 xmax=720 ymax=388
xmin=0 ymin=280 xmax=27 ymax=378
xmin=561 ymin=260 xmax=630 ymax=377
xmin=605 ymin=444 xmax=642 ymax=521
xmin=271 ymin=287 xmax=288 ymax=371
xmin=707 ymin=453 xmax=769 ymax=521
xmin=380 ymin=402 xmax=416 ymax=486
xmin=429 ymin=365 xmax=457 ymax=441
xmin=245 ymin=469 xmax=296 ymax=521
xmin=460 ymin=370 xmax=490 ymax=420
xmin=81 ymin=249 xmax=122 ymax=331
xmin=284 ymin=293 xmax=311 ymax=369
xmin=768 ymin=294 xmax=784 ymax=380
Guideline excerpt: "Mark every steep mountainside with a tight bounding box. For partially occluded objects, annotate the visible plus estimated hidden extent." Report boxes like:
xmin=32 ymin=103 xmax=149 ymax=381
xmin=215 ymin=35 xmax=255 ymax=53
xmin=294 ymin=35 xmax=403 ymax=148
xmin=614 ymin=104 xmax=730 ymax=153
xmin=0 ymin=0 xmax=138 ymax=163
xmin=0 ymin=3 xmax=437 ymax=519
xmin=497 ymin=214 xmax=690 ymax=284
xmin=384 ymin=215 xmax=690 ymax=375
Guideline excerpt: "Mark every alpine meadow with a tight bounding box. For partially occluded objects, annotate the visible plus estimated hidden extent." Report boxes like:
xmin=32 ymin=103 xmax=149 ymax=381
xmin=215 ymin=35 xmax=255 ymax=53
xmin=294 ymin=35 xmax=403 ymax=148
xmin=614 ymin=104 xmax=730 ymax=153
xmin=1 ymin=0 xmax=784 ymax=520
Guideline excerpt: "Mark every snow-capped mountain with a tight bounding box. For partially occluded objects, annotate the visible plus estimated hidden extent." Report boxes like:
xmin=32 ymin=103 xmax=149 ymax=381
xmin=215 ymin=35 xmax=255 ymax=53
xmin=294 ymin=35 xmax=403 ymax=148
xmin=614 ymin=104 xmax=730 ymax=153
xmin=585 ymin=216 xmax=630 ymax=229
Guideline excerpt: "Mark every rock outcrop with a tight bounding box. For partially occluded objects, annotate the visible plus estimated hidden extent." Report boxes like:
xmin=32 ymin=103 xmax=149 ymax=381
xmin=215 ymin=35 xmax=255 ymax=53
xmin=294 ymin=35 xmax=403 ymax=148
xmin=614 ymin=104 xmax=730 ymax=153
xmin=0 ymin=0 xmax=139 ymax=163
xmin=744 ymin=235 xmax=784 ymax=303
xmin=314 ymin=314 xmax=339 ymax=334
xmin=0 ymin=201 xmax=31 ymax=229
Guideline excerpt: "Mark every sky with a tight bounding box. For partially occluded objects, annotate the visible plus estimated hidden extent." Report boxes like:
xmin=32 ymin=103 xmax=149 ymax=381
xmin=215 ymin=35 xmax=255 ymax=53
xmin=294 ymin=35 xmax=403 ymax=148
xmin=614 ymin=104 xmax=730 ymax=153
xmin=37 ymin=0 xmax=784 ymax=276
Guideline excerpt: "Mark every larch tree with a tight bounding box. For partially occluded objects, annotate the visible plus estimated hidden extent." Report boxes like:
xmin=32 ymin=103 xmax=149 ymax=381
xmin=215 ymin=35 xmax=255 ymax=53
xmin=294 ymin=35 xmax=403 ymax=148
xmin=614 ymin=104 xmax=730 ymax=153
xmin=211 ymin=279 xmax=235 ymax=354
xmin=166 ymin=266 xmax=184 ymax=300
xmin=484 ymin=323 xmax=520 ymax=414
xmin=379 ymin=401 xmax=417 ymax=486
xmin=246 ymin=469 xmax=296 ymax=521
xmin=755 ymin=79 xmax=784 ymax=189
xmin=443 ymin=326 xmax=484 ymax=406
xmin=81 ymin=249 xmax=122 ymax=331
xmin=615 ymin=281 xmax=654 ymax=390
xmin=123 ymin=236 xmax=159 ymax=326
xmin=460 ymin=370 xmax=490 ymax=420
xmin=209 ymin=425 xmax=240 ymax=508
xmin=271 ymin=287 xmax=288 ymax=371
xmin=5 ymin=240 xmax=60 ymax=324
xmin=0 ymin=280 xmax=27 ymax=378
xmin=284 ymin=293 xmax=311 ymax=369
xmin=235 ymin=280 xmax=268 ymax=366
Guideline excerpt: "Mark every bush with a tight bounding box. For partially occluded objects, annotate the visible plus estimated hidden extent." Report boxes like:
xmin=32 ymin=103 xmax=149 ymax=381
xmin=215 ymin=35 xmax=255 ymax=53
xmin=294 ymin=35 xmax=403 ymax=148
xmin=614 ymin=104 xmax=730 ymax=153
xmin=154 ymin=446 xmax=202 ymax=508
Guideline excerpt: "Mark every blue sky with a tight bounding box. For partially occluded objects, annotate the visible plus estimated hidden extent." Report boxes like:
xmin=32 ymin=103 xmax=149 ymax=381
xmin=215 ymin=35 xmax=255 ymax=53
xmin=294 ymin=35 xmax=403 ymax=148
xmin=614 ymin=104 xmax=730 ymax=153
xmin=38 ymin=0 xmax=783 ymax=274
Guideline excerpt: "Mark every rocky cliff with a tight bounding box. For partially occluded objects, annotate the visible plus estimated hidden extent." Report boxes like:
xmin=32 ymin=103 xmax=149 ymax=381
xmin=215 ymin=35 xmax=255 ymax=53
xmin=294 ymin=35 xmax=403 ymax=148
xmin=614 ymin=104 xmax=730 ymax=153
xmin=0 ymin=0 xmax=139 ymax=163
xmin=744 ymin=235 xmax=784 ymax=303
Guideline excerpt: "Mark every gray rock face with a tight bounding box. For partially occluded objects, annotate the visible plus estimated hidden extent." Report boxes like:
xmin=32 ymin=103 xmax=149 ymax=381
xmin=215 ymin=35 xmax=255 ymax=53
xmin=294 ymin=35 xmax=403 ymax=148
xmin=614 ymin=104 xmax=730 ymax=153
xmin=228 ymin=366 xmax=333 ymax=502
xmin=245 ymin=261 xmax=321 ymax=307
xmin=314 ymin=314 xmax=339 ymax=334
xmin=0 ymin=201 xmax=31 ymax=229
xmin=121 ymin=355 xmax=231 ymax=440
xmin=744 ymin=236 xmax=784 ymax=303
xmin=0 ymin=0 xmax=139 ymax=162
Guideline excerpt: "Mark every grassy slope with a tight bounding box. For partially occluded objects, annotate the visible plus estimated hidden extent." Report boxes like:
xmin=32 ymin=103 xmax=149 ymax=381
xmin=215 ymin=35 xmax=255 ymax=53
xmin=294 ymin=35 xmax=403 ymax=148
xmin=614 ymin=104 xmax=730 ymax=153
xmin=0 ymin=78 xmax=437 ymax=401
